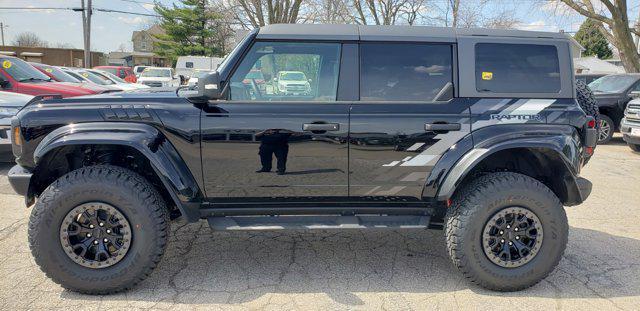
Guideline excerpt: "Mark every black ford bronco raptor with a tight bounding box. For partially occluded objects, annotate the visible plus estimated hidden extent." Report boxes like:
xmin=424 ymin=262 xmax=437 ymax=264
xmin=8 ymin=25 xmax=598 ymax=293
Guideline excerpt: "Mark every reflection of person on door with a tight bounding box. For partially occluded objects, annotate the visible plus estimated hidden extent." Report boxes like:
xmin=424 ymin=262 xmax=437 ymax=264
xmin=256 ymin=129 xmax=292 ymax=175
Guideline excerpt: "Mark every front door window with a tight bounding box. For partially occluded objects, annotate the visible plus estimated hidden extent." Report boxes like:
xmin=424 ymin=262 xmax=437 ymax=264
xmin=228 ymin=42 xmax=341 ymax=102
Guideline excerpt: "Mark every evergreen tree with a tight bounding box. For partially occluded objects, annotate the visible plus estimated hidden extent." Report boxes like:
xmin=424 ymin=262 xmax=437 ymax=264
xmin=574 ymin=18 xmax=613 ymax=59
xmin=153 ymin=0 xmax=221 ymax=61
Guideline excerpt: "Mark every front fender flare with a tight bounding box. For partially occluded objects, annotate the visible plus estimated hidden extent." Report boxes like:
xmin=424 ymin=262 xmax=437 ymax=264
xmin=33 ymin=122 xmax=202 ymax=222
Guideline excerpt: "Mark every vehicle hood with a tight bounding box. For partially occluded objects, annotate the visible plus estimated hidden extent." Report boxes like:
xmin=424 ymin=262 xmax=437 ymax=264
xmin=57 ymin=82 xmax=106 ymax=94
xmin=74 ymin=87 xmax=180 ymax=99
xmin=138 ymin=77 xmax=173 ymax=82
xmin=0 ymin=91 xmax=34 ymax=107
xmin=279 ymin=80 xmax=308 ymax=85
xmin=19 ymin=81 xmax=96 ymax=96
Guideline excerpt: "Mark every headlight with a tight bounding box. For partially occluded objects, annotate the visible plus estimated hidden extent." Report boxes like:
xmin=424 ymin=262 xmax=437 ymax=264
xmin=0 ymin=107 xmax=19 ymax=118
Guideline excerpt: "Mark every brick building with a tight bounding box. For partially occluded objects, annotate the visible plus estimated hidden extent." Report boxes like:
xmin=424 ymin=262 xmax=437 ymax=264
xmin=0 ymin=46 xmax=105 ymax=67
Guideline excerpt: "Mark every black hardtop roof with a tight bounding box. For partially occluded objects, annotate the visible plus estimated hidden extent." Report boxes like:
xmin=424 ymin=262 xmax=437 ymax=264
xmin=257 ymin=24 xmax=572 ymax=42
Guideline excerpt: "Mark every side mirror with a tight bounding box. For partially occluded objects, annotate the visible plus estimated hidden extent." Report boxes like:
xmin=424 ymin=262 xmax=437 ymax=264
xmin=0 ymin=75 xmax=9 ymax=88
xmin=190 ymin=71 xmax=221 ymax=101
xmin=273 ymin=78 xmax=278 ymax=82
xmin=308 ymin=79 xmax=312 ymax=83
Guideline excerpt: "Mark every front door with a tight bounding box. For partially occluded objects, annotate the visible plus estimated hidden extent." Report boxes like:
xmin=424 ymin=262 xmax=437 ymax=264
xmin=349 ymin=42 xmax=471 ymax=200
xmin=201 ymin=41 xmax=349 ymax=200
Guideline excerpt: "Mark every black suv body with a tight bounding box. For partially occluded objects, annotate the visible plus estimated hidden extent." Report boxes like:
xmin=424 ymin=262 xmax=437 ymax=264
xmin=589 ymin=74 xmax=640 ymax=143
xmin=8 ymin=25 xmax=597 ymax=293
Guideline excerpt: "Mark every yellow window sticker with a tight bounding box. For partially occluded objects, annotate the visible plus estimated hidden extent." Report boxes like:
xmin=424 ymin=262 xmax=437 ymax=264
xmin=482 ymin=71 xmax=493 ymax=80
xmin=45 ymin=68 xmax=53 ymax=73
xmin=2 ymin=60 xmax=11 ymax=69
xmin=81 ymin=72 xmax=88 ymax=77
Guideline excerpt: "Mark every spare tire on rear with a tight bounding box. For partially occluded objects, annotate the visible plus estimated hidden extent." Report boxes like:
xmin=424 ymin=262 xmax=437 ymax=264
xmin=575 ymin=79 xmax=600 ymax=131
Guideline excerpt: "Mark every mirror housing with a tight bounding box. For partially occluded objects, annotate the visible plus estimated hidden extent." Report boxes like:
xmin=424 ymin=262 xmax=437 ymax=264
xmin=0 ymin=76 xmax=9 ymax=88
xmin=188 ymin=71 xmax=221 ymax=102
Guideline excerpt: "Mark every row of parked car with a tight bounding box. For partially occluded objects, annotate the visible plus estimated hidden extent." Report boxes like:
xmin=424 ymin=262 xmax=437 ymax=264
xmin=577 ymin=73 xmax=640 ymax=151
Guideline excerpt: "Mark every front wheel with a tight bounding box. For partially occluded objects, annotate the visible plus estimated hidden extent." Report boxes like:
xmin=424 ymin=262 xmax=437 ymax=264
xmin=28 ymin=165 xmax=169 ymax=294
xmin=598 ymin=114 xmax=614 ymax=144
xmin=445 ymin=172 xmax=568 ymax=291
xmin=629 ymin=143 xmax=640 ymax=152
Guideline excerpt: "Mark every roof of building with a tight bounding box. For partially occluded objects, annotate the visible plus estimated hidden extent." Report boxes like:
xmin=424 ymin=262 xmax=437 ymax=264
xmin=256 ymin=24 xmax=573 ymax=42
xmin=574 ymin=56 xmax=626 ymax=74
xmin=132 ymin=25 xmax=165 ymax=41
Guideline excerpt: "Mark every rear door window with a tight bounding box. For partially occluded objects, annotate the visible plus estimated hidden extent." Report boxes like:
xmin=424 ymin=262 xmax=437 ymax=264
xmin=360 ymin=43 xmax=454 ymax=101
xmin=475 ymin=43 xmax=560 ymax=93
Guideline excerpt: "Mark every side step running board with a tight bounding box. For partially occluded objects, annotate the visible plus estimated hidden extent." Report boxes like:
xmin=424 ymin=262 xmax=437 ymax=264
xmin=207 ymin=215 xmax=431 ymax=230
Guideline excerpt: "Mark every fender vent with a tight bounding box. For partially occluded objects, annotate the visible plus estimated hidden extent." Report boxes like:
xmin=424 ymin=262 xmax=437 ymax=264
xmin=101 ymin=105 xmax=154 ymax=121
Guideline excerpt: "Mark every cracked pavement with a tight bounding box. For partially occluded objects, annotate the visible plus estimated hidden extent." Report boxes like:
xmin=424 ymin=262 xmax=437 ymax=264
xmin=0 ymin=135 xmax=639 ymax=310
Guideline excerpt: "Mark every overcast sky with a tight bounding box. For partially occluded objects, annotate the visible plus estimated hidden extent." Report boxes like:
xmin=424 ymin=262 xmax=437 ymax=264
xmin=0 ymin=0 xmax=638 ymax=53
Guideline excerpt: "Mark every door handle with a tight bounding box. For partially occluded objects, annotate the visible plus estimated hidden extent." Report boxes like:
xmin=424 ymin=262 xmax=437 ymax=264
xmin=424 ymin=123 xmax=461 ymax=132
xmin=303 ymin=123 xmax=340 ymax=132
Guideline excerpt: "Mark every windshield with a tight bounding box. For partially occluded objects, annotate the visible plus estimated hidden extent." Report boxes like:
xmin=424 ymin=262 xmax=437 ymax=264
xmin=77 ymin=70 xmax=114 ymax=85
xmin=280 ymin=72 xmax=306 ymax=81
xmin=588 ymin=75 xmax=639 ymax=93
xmin=141 ymin=68 xmax=171 ymax=78
xmin=99 ymin=67 xmax=118 ymax=75
xmin=36 ymin=65 xmax=80 ymax=83
xmin=0 ymin=57 xmax=52 ymax=82
xmin=135 ymin=66 xmax=148 ymax=73
xmin=98 ymin=70 xmax=126 ymax=83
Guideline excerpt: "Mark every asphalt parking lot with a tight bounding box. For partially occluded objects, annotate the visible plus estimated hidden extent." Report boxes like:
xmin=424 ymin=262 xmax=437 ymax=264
xmin=0 ymin=135 xmax=639 ymax=310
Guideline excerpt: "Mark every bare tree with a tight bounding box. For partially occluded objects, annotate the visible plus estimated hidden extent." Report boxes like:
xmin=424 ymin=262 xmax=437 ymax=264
xmin=351 ymin=0 xmax=433 ymax=25
xmin=227 ymin=0 xmax=304 ymax=27
xmin=53 ymin=42 xmax=75 ymax=49
xmin=554 ymin=0 xmax=639 ymax=72
xmin=12 ymin=32 xmax=48 ymax=47
xmin=306 ymin=0 xmax=353 ymax=24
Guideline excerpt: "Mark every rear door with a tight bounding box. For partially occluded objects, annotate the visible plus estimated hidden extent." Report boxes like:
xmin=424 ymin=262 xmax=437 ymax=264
xmin=349 ymin=42 xmax=471 ymax=200
xmin=201 ymin=41 xmax=350 ymax=200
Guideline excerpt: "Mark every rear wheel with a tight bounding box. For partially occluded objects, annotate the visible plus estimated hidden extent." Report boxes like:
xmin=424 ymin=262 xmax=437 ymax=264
xmin=598 ymin=114 xmax=614 ymax=144
xmin=629 ymin=143 xmax=640 ymax=152
xmin=28 ymin=165 xmax=169 ymax=294
xmin=445 ymin=172 xmax=568 ymax=291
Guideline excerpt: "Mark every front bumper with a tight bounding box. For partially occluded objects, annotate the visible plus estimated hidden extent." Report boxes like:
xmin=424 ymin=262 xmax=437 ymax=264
xmin=620 ymin=117 xmax=640 ymax=145
xmin=8 ymin=165 xmax=32 ymax=196
xmin=0 ymin=125 xmax=13 ymax=162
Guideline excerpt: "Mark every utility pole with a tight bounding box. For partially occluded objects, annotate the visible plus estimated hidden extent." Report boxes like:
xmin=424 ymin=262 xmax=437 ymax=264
xmin=77 ymin=0 xmax=92 ymax=68
xmin=0 ymin=22 xmax=6 ymax=46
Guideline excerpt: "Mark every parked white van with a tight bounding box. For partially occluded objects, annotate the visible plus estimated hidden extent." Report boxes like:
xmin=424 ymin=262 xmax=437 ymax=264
xmin=175 ymin=56 xmax=224 ymax=79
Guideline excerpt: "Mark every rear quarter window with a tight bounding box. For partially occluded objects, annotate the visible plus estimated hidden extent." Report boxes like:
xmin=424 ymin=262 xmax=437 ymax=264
xmin=475 ymin=43 xmax=560 ymax=93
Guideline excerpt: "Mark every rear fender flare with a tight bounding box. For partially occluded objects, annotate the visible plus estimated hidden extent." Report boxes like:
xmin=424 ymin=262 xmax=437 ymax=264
xmin=435 ymin=125 xmax=584 ymax=205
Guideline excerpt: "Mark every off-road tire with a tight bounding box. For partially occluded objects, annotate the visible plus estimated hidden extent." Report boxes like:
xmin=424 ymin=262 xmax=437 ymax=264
xmin=629 ymin=143 xmax=640 ymax=152
xmin=575 ymin=79 xmax=600 ymax=131
xmin=445 ymin=172 xmax=568 ymax=291
xmin=598 ymin=114 xmax=614 ymax=144
xmin=28 ymin=165 xmax=169 ymax=294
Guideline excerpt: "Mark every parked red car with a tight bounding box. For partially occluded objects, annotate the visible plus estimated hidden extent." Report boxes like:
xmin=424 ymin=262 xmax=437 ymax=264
xmin=31 ymin=62 xmax=113 ymax=94
xmin=0 ymin=56 xmax=96 ymax=98
xmin=93 ymin=66 xmax=137 ymax=83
